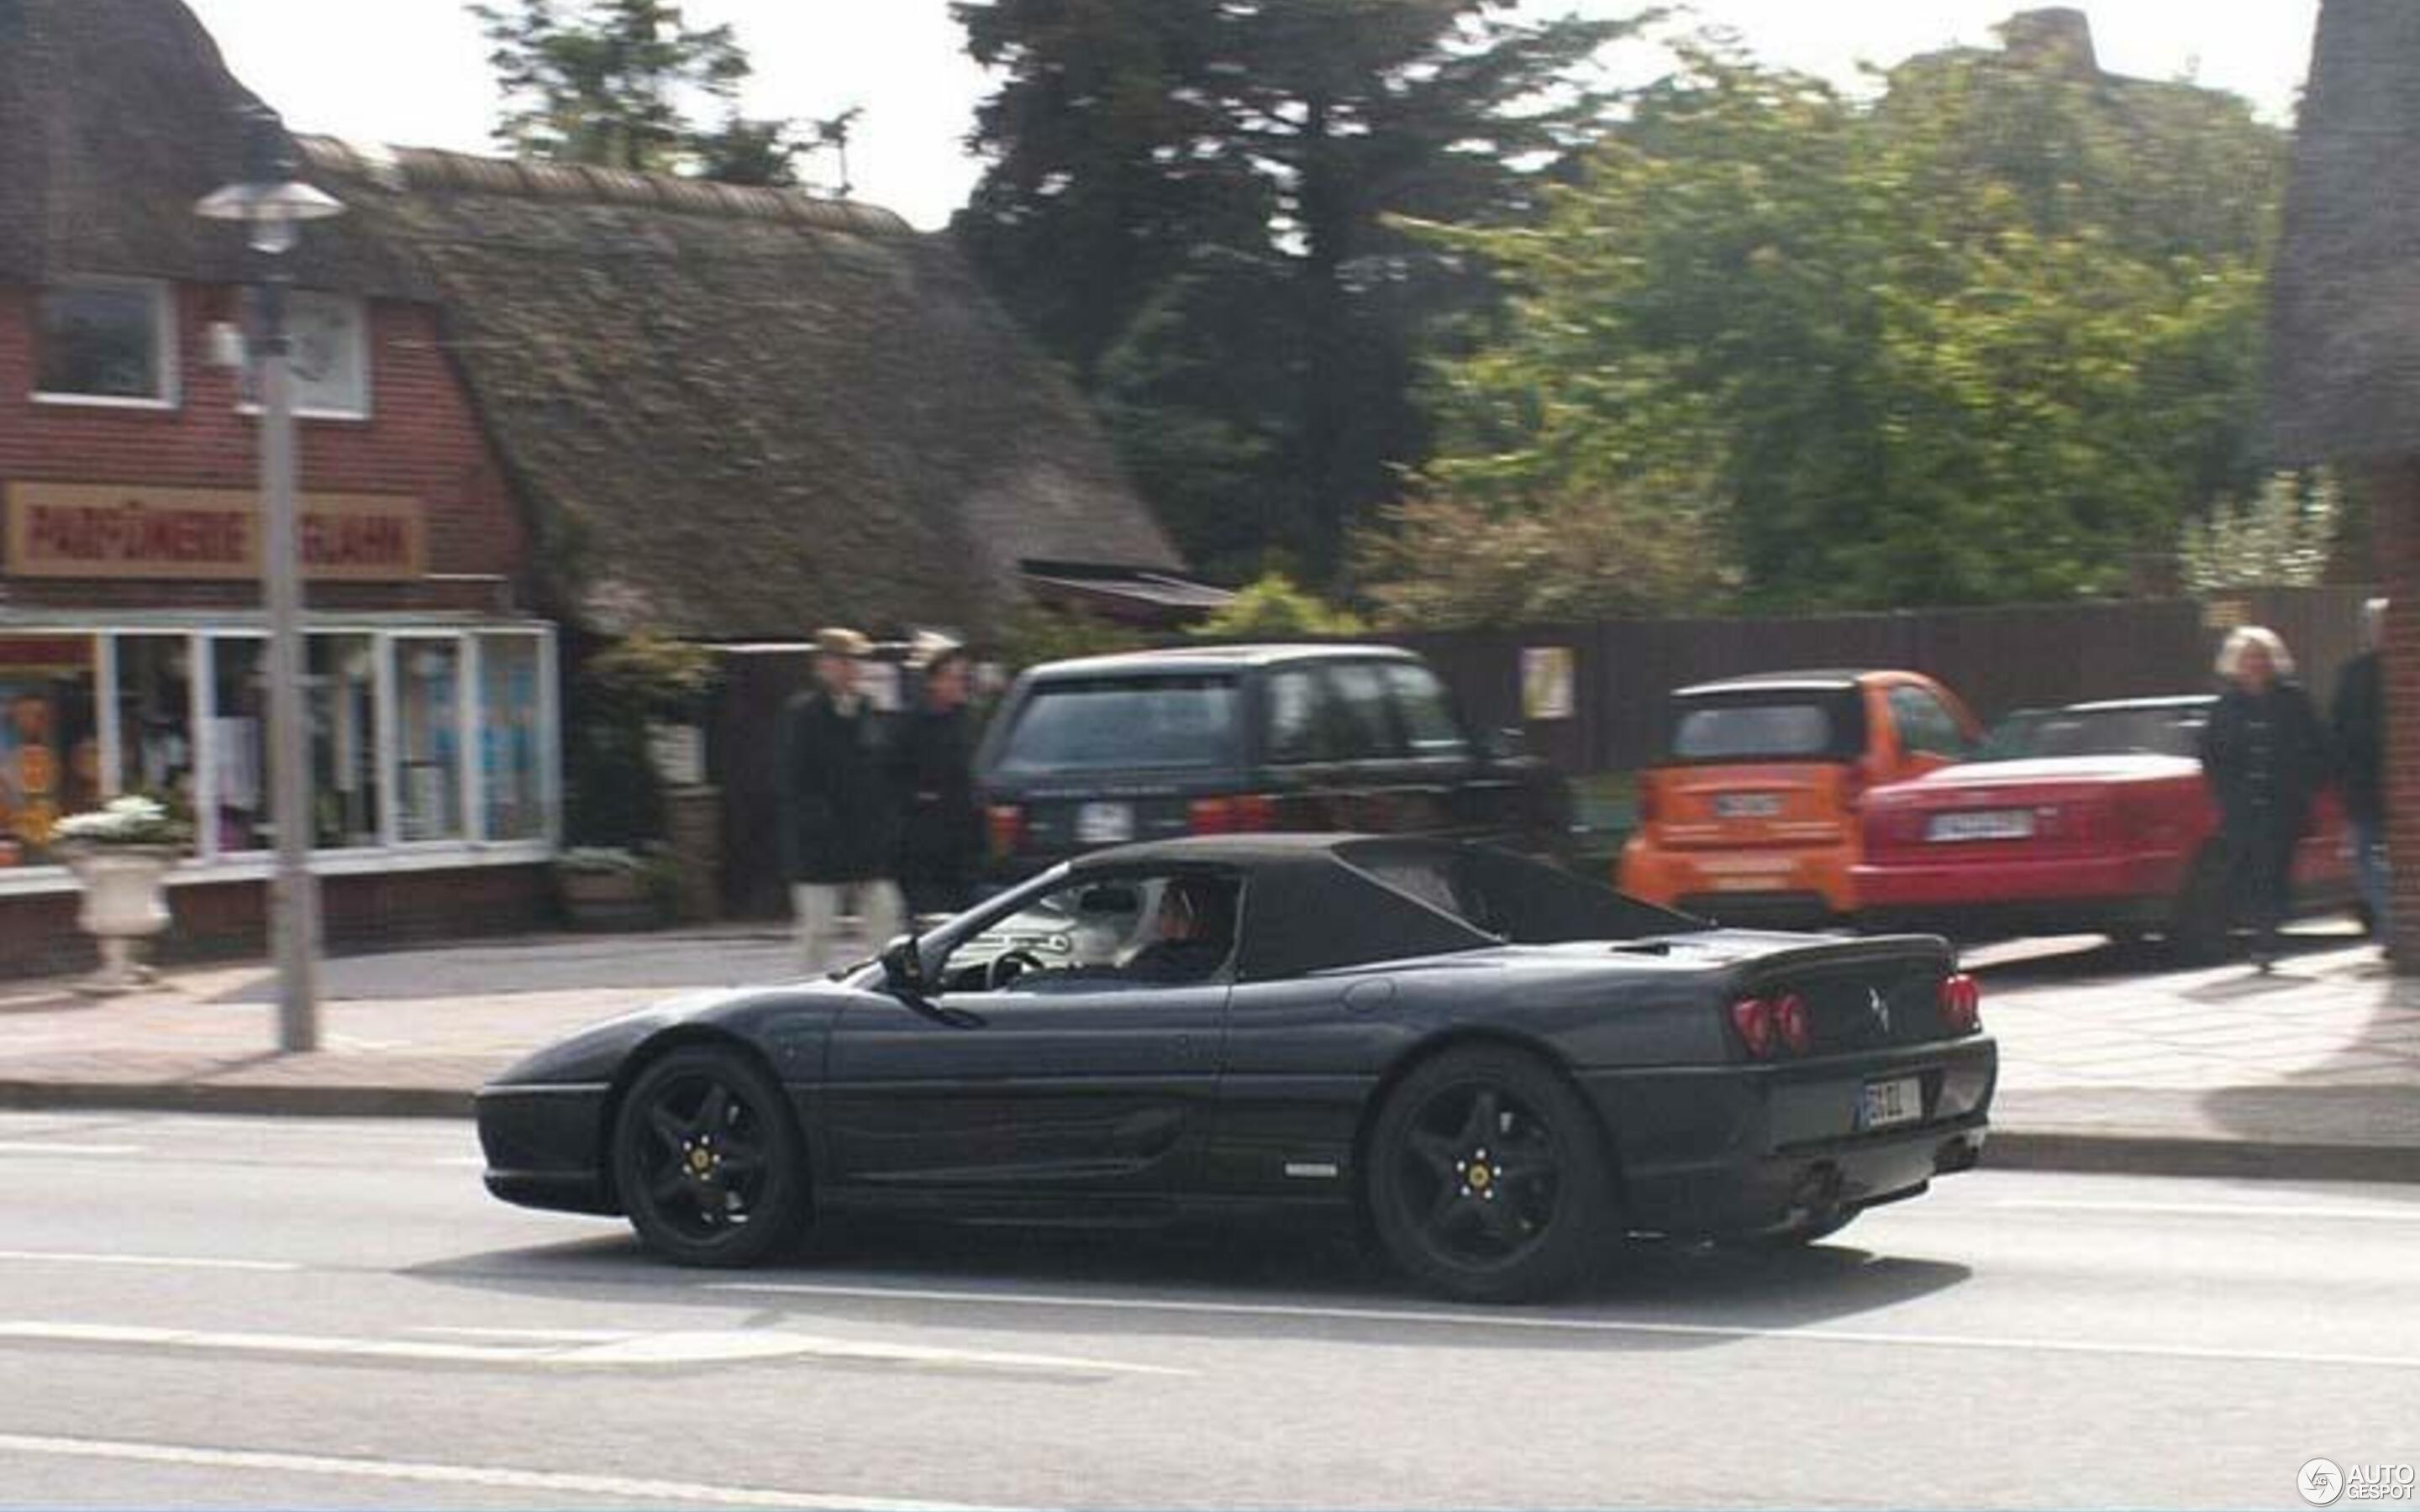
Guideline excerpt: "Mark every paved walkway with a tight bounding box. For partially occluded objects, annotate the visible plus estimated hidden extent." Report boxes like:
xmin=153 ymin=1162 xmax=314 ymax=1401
xmin=1 ymin=923 xmax=2413 ymax=1179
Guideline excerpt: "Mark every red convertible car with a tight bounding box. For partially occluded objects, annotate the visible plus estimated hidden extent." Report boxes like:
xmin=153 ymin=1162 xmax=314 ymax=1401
xmin=1854 ymin=696 xmax=2354 ymax=958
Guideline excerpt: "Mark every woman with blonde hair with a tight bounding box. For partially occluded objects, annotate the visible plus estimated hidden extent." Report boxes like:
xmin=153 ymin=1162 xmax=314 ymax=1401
xmin=2199 ymin=626 xmax=2332 ymax=969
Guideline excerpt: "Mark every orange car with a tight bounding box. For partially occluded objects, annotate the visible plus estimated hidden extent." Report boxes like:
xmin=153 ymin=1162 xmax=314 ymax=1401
xmin=1620 ymin=669 xmax=1978 ymax=926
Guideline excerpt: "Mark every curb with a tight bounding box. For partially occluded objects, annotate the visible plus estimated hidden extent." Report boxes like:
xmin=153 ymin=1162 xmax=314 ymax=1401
xmin=0 ymin=1081 xmax=472 ymax=1120
xmin=3 ymin=1079 xmax=2416 ymax=1184
xmin=1986 ymin=1129 xmax=2420 ymax=1184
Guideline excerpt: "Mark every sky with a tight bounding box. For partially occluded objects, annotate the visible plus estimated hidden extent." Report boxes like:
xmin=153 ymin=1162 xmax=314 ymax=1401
xmin=181 ymin=0 xmax=2323 ymax=232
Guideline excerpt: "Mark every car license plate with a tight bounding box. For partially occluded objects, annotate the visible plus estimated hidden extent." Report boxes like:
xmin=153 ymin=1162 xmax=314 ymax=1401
xmin=1927 ymin=808 xmax=2034 ymax=843
xmin=1715 ymin=793 xmax=1783 ymax=819
xmin=1861 ymin=1076 xmax=1923 ymax=1130
xmin=1075 ymin=801 xmax=1134 ymax=845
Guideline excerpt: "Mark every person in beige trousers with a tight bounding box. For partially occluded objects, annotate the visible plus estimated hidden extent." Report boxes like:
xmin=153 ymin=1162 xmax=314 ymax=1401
xmin=780 ymin=628 xmax=903 ymax=974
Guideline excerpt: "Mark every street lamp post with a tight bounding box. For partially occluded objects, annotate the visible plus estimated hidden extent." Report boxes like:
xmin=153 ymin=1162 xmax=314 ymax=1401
xmin=197 ymin=108 xmax=345 ymax=1054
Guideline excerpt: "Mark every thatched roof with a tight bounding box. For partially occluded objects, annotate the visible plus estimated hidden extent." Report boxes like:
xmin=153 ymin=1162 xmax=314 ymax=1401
xmin=2 ymin=0 xmax=1184 ymax=638
xmin=2270 ymin=0 xmax=2420 ymax=462
xmin=300 ymin=138 xmax=1181 ymax=638
xmin=0 ymin=0 xmax=418 ymax=295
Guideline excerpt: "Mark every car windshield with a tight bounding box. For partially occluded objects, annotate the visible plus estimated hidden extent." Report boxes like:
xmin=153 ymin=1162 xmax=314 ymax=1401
xmin=992 ymin=675 xmax=1244 ymax=774
xmin=1973 ymin=706 xmax=2207 ymax=760
xmin=1666 ymin=690 xmax=1864 ymax=763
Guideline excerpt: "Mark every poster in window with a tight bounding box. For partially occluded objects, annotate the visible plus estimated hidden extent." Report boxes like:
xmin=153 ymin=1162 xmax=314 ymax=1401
xmin=1520 ymin=646 xmax=1576 ymax=722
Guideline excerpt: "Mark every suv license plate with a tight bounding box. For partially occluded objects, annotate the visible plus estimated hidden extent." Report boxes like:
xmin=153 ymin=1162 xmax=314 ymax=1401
xmin=1860 ymin=1076 xmax=1923 ymax=1130
xmin=1076 ymin=801 xmax=1134 ymax=844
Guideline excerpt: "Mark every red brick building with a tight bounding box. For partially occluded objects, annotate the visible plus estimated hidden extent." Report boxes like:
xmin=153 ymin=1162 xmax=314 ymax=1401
xmin=0 ymin=0 xmax=1184 ymax=969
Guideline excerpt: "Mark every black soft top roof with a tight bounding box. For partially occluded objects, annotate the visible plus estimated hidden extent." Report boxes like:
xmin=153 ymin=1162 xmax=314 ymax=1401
xmin=1069 ymin=834 xmax=1693 ymax=978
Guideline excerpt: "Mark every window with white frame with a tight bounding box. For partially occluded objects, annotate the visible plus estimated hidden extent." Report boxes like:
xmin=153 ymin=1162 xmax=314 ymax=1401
xmin=239 ymin=291 xmax=371 ymax=419
xmin=0 ymin=625 xmax=556 ymax=877
xmin=34 ymin=278 xmax=176 ymax=405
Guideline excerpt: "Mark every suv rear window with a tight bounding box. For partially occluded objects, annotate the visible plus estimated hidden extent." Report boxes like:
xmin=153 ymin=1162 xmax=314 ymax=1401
xmin=993 ymin=675 xmax=1243 ymax=774
xmin=1665 ymin=690 xmax=1866 ymax=764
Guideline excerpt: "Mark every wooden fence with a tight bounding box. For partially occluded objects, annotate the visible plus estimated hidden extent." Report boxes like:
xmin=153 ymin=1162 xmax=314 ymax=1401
xmin=1400 ymin=586 xmax=2378 ymax=776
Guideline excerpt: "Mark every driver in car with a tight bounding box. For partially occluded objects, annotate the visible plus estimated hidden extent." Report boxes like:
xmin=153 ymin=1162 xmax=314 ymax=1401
xmin=1122 ymin=877 xmax=1236 ymax=984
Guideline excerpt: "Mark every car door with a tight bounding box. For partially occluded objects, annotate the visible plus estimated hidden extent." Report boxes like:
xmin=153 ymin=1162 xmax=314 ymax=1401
xmin=1380 ymin=659 xmax=1525 ymax=843
xmin=818 ymin=875 xmax=1232 ymax=1209
xmin=1882 ymin=681 xmax=1975 ymax=781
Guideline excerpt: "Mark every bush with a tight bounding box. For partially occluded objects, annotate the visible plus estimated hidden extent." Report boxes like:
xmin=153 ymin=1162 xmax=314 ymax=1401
xmin=564 ymin=631 xmax=718 ymax=848
xmin=1188 ymin=572 xmax=1365 ymax=640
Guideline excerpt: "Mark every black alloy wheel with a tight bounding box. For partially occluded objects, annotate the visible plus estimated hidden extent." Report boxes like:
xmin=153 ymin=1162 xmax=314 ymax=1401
xmin=613 ymin=1045 xmax=810 ymax=1268
xmin=1366 ymin=1047 xmax=1617 ymax=1303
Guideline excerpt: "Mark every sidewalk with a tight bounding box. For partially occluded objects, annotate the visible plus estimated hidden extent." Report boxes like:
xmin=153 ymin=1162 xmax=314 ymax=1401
xmin=2 ymin=924 xmax=2414 ymax=1182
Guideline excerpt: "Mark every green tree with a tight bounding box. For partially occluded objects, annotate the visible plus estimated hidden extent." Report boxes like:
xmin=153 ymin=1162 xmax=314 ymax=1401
xmin=952 ymin=0 xmax=1637 ymax=580
xmin=471 ymin=0 xmax=799 ymax=182
xmin=1190 ymin=572 xmax=1365 ymax=639
xmin=1389 ymin=32 xmax=2283 ymax=612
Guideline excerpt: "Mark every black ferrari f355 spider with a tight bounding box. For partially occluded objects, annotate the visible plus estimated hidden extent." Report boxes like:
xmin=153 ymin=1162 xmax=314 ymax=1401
xmin=478 ymin=834 xmax=1994 ymax=1301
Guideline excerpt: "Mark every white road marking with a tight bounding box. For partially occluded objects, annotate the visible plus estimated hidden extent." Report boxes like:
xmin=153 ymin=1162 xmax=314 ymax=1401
xmin=711 ymin=1279 xmax=2420 ymax=1373
xmin=0 ymin=1431 xmax=1000 ymax=1510
xmin=0 ymin=1250 xmax=299 ymax=1273
xmin=0 ymin=1319 xmax=1184 ymax=1376
xmin=413 ymin=1325 xmax=632 ymax=1342
xmin=0 ymin=1142 xmax=144 ymax=1157
xmin=1980 ymin=1198 xmax=2420 ymax=1223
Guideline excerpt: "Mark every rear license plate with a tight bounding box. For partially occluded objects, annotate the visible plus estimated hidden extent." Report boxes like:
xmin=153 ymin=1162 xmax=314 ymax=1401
xmin=1714 ymin=793 xmax=1783 ymax=819
xmin=1860 ymin=1076 xmax=1923 ymax=1130
xmin=1075 ymin=801 xmax=1134 ymax=845
xmin=1927 ymin=808 xmax=2033 ymax=843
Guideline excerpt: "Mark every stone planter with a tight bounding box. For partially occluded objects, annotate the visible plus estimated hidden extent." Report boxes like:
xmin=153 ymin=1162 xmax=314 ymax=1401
xmin=61 ymin=844 xmax=177 ymax=995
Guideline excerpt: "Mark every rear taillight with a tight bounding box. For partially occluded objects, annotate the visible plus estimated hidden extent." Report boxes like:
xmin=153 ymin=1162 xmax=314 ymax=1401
xmin=1939 ymin=972 xmax=1982 ymax=1033
xmin=1774 ymin=992 xmax=1812 ymax=1055
xmin=1734 ymin=991 xmax=1818 ymax=1058
xmin=1731 ymin=997 xmax=1776 ymax=1059
xmin=1188 ymin=794 xmax=1277 ymax=834
xmin=986 ymin=803 xmax=1026 ymax=858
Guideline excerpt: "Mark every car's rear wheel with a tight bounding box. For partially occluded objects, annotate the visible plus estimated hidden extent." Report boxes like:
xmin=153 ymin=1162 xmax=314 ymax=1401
xmin=613 ymin=1045 xmax=809 ymax=1268
xmin=1365 ymin=1047 xmax=1617 ymax=1304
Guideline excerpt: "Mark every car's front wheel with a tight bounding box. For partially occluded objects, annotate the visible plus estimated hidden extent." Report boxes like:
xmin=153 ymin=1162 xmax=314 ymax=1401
xmin=613 ymin=1044 xmax=810 ymax=1268
xmin=1365 ymin=1047 xmax=1618 ymax=1303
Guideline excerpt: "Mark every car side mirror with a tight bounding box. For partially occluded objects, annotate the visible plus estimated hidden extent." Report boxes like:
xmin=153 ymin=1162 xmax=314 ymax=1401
xmin=878 ymin=934 xmax=927 ymax=995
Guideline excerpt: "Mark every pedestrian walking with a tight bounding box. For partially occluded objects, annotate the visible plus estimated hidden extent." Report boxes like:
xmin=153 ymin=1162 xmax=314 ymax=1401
xmin=892 ymin=637 xmax=984 ymax=921
xmin=2199 ymin=625 xmax=2332 ymax=971
xmin=781 ymin=627 xmax=903 ymax=974
xmin=2333 ymin=597 xmax=2391 ymax=948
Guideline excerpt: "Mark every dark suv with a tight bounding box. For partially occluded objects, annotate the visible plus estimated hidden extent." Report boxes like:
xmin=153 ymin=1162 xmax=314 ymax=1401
xmin=975 ymin=643 xmax=1571 ymax=875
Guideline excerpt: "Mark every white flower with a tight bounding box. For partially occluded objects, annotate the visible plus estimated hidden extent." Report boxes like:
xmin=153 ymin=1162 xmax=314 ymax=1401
xmin=55 ymin=795 xmax=181 ymax=846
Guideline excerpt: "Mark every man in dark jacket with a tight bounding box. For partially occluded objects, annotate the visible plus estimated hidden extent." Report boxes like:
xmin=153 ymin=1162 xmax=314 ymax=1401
xmin=2201 ymin=627 xmax=2333 ymax=971
xmin=2333 ymin=598 xmax=2389 ymax=943
xmin=782 ymin=627 xmax=902 ymax=973
xmin=892 ymin=639 xmax=985 ymax=921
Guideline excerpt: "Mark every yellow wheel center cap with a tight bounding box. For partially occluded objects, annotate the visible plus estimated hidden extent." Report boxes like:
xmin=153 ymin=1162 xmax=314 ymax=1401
xmin=1467 ymin=1163 xmax=1492 ymax=1192
xmin=688 ymin=1149 xmax=713 ymax=1173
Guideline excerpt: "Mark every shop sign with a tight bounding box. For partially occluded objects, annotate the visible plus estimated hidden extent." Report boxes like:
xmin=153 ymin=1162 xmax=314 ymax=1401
xmin=4 ymin=482 xmax=425 ymax=582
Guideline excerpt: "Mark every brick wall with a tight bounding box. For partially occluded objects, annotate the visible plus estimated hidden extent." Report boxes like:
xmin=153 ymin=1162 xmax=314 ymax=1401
xmin=2377 ymin=460 xmax=2420 ymax=970
xmin=0 ymin=281 xmax=528 ymax=605
xmin=0 ymin=864 xmax=556 ymax=979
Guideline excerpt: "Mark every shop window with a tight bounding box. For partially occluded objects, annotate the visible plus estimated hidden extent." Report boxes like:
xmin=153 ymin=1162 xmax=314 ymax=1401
xmin=239 ymin=291 xmax=370 ymax=419
xmin=208 ymin=638 xmax=271 ymax=853
xmin=113 ymin=636 xmax=195 ymax=812
xmin=395 ymin=638 xmax=465 ymax=842
xmin=35 ymin=279 xmax=176 ymax=404
xmin=0 ymin=636 xmax=102 ymax=867
xmin=481 ymin=635 xmax=545 ymax=841
xmin=310 ymin=635 xmax=381 ymax=848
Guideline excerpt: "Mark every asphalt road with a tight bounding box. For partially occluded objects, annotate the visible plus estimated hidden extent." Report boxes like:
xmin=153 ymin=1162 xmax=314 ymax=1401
xmin=0 ymin=1110 xmax=2412 ymax=1509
